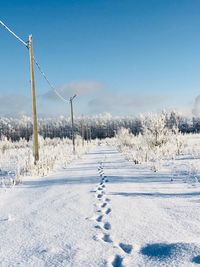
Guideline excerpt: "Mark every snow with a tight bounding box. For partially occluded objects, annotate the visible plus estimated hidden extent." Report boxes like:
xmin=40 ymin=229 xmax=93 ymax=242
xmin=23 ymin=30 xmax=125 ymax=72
xmin=1 ymin=145 xmax=200 ymax=266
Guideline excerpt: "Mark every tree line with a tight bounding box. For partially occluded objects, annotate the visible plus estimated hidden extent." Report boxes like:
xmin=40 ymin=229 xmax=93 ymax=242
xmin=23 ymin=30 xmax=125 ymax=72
xmin=0 ymin=112 xmax=199 ymax=141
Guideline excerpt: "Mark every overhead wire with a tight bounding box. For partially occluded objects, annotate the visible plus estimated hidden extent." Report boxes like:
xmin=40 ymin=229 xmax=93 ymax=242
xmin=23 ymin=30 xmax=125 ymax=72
xmin=33 ymin=58 xmax=68 ymax=103
xmin=0 ymin=20 xmax=28 ymax=47
xmin=0 ymin=19 xmax=68 ymax=103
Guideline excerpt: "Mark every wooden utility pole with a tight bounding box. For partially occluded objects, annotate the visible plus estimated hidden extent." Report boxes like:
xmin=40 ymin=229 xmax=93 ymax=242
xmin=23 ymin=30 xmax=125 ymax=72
xmin=70 ymin=95 xmax=76 ymax=153
xmin=28 ymin=35 xmax=39 ymax=164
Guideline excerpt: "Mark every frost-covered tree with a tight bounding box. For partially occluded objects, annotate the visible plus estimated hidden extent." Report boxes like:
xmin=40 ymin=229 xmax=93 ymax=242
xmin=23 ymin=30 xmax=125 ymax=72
xmin=141 ymin=113 xmax=172 ymax=150
xmin=116 ymin=128 xmax=135 ymax=148
xmin=0 ymin=112 xmax=198 ymax=142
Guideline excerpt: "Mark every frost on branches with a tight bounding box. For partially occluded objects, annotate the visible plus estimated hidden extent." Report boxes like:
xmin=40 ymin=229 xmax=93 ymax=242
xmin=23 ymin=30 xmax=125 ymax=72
xmin=0 ymin=135 xmax=95 ymax=188
xmin=116 ymin=113 xmax=186 ymax=171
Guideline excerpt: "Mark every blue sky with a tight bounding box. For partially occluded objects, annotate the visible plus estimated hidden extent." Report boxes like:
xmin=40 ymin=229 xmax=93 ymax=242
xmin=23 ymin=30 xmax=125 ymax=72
xmin=0 ymin=0 xmax=200 ymax=116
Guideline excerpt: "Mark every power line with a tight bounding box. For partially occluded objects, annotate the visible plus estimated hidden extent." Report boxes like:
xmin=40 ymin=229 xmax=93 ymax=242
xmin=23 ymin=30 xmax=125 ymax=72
xmin=33 ymin=58 xmax=68 ymax=103
xmin=0 ymin=20 xmax=28 ymax=47
xmin=0 ymin=19 xmax=68 ymax=103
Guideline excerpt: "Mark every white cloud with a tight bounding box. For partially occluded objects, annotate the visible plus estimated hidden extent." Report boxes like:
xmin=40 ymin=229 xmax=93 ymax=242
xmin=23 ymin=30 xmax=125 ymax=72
xmin=88 ymin=93 xmax=166 ymax=114
xmin=0 ymin=94 xmax=30 ymax=116
xmin=0 ymin=83 xmax=180 ymax=117
xmin=43 ymin=80 xmax=104 ymax=101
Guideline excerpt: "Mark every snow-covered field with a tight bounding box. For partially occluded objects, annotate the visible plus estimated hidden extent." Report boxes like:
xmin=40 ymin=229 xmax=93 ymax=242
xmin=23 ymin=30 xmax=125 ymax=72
xmin=1 ymin=143 xmax=200 ymax=266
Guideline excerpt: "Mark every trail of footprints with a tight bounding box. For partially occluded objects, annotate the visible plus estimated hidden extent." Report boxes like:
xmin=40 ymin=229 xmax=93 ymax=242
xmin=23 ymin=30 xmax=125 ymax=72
xmin=93 ymin=162 xmax=133 ymax=267
xmin=91 ymin=159 xmax=200 ymax=266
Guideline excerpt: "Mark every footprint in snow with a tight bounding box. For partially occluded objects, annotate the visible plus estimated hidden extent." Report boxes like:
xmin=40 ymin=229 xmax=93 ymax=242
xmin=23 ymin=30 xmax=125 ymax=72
xmin=97 ymin=186 xmax=103 ymax=191
xmin=96 ymin=215 xmax=103 ymax=222
xmin=104 ymin=222 xmax=111 ymax=230
xmin=101 ymin=177 xmax=108 ymax=183
xmin=102 ymin=233 xmax=112 ymax=243
xmin=101 ymin=202 xmax=107 ymax=208
xmin=96 ymin=189 xmax=104 ymax=194
xmin=97 ymin=190 xmax=105 ymax=197
xmin=105 ymin=208 xmax=112 ymax=215
xmin=96 ymin=209 xmax=102 ymax=213
xmin=112 ymin=255 xmax=123 ymax=267
xmin=119 ymin=243 xmax=133 ymax=254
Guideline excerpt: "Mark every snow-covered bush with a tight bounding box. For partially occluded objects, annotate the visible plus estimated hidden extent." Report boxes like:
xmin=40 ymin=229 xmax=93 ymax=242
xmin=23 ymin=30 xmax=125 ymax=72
xmin=141 ymin=113 xmax=173 ymax=149
xmin=139 ymin=113 xmax=186 ymax=167
xmin=116 ymin=128 xmax=135 ymax=148
xmin=0 ymin=136 xmax=95 ymax=188
xmin=115 ymin=113 xmax=188 ymax=172
xmin=143 ymin=114 xmax=166 ymax=147
xmin=0 ymin=170 xmax=18 ymax=188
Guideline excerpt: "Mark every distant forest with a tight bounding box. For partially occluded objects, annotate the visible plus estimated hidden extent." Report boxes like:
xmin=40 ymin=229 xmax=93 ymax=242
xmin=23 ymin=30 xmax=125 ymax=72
xmin=0 ymin=112 xmax=200 ymax=141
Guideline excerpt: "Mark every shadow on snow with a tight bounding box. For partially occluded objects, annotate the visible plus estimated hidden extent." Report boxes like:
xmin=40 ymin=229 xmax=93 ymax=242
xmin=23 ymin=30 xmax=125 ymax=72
xmin=141 ymin=242 xmax=200 ymax=263
xmin=110 ymin=191 xmax=200 ymax=198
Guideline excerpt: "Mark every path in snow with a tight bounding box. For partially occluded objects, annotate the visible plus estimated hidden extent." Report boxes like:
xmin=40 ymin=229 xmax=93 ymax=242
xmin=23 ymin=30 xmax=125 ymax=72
xmin=92 ymin=161 xmax=133 ymax=267
xmin=1 ymin=146 xmax=200 ymax=266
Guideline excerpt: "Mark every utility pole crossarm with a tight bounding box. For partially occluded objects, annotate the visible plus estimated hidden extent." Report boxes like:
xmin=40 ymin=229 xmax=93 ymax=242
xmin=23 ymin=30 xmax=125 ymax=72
xmin=70 ymin=94 xmax=77 ymax=102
